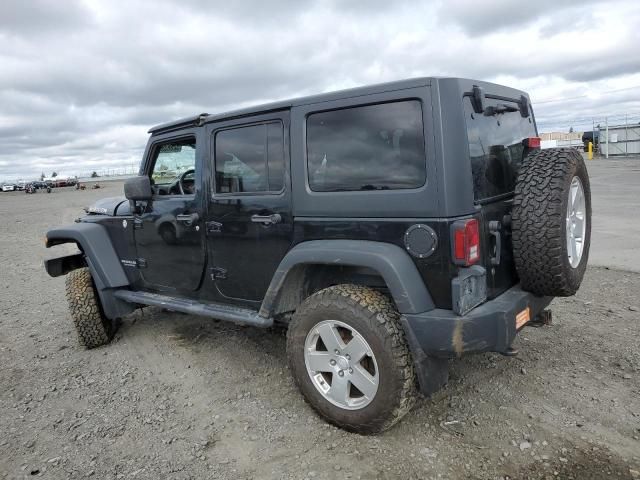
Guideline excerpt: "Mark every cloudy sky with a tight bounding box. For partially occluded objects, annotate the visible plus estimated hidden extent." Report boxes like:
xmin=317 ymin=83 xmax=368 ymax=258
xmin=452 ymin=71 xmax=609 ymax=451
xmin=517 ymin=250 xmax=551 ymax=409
xmin=1 ymin=0 xmax=639 ymax=180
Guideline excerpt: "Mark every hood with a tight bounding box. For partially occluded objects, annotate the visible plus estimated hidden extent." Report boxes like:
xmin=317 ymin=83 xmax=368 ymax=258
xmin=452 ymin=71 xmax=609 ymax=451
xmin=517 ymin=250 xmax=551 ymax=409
xmin=86 ymin=196 xmax=128 ymax=216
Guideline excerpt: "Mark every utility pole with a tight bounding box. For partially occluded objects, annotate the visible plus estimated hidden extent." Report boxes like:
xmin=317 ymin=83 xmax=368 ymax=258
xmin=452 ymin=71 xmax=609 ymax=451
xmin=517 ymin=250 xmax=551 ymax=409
xmin=605 ymin=116 xmax=609 ymax=159
xmin=625 ymin=114 xmax=629 ymax=156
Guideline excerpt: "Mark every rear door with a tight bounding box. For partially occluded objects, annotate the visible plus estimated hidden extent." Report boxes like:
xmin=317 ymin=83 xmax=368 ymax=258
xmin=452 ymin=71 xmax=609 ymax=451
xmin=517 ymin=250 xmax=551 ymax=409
xmin=463 ymin=95 xmax=538 ymax=298
xmin=206 ymin=111 xmax=293 ymax=305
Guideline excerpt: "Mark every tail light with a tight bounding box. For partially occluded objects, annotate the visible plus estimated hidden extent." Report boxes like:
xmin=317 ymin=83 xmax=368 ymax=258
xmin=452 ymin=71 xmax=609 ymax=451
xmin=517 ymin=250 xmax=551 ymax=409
xmin=524 ymin=137 xmax=541 ymax=148
xmin=451 ymin=219 xmax=480 ymax=266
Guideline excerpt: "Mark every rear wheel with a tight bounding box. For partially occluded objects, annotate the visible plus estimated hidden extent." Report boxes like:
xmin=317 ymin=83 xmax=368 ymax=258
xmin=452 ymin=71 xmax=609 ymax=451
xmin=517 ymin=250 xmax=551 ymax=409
xmin=65 ymin=267 xmax=116 ymax=348
xmin=512 ymin=148 xmax=591 ymax=296
xmin=286 ymin=284 xmax=416 ymax=434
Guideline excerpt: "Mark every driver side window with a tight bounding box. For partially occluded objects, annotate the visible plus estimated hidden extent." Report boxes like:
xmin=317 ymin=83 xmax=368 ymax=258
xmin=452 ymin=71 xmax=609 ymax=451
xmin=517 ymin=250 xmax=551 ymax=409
xmin=150 ymin=138 xmax=196 ymax=195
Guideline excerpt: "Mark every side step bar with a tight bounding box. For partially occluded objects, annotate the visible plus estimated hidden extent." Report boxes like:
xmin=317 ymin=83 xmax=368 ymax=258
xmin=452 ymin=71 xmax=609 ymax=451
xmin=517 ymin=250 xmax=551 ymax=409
xmin=113 ymin=290 xmax=273 ymax=328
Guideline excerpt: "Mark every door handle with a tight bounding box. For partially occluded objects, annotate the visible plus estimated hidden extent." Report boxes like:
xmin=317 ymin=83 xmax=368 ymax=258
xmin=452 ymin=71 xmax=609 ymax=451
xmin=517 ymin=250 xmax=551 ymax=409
xmin=176 ymin=213 xmax=200 ymax=225
xmin=251 ymin=213 xmax=282 ymax=225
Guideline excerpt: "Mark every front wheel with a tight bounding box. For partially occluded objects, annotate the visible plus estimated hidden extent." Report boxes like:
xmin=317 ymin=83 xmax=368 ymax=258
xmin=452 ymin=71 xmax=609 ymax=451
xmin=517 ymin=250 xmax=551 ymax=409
xmin=286 ymin=285 xmax=416 ymax=434
xmin=65 ymin=267 xmax=116 ymax=348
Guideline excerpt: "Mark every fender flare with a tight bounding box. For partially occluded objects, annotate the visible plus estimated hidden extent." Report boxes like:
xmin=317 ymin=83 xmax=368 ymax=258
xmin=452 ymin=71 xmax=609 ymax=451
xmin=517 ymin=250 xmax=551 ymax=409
xmin=46 ymin=222 xmax=129 ymax=288
xmin=260 ymin=240 xmax=434 ymax=317
xmin=45 ymin=223 xmax=133 ymax=319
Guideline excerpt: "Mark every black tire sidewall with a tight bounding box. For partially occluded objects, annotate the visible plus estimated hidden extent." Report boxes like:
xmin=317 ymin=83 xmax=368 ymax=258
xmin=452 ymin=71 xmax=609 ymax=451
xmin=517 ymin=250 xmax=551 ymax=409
xmin=559 ymin=155 xmax=592 ymax=291
xmin=513 ymin=148 xmax=592 ymax=296
xmin=288 ymin=294 xmax=407 ymax=432
xmin=66 ymin=268 xmax=114 ymax=347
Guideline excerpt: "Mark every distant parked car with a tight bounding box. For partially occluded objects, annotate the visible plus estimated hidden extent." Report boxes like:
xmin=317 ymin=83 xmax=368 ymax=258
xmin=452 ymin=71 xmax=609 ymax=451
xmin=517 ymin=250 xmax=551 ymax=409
xmin=2 ymin=184 xmax=16 ymax=192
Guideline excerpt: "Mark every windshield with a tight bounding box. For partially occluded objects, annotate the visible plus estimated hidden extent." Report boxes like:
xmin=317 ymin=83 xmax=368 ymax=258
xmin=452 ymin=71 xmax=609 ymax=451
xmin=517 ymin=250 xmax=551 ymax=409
xmin=463 ymin=96 xmax=537 ymax=201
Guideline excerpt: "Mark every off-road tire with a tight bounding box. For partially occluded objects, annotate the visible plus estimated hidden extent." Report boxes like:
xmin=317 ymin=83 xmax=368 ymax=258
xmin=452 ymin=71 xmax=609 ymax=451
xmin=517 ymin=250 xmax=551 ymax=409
xmin=65 ymin=267 xmax=115 ymax=348
xmin=286 ymin=284 xmax=416 ymax=434
xmin=512 ymin=148 xmax=591 ymax=296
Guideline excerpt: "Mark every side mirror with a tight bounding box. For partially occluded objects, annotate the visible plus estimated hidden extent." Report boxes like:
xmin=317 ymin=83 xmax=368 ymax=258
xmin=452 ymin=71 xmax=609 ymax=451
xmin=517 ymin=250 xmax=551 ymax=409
xmin=124 ymin=176 xmax=152 ymax=201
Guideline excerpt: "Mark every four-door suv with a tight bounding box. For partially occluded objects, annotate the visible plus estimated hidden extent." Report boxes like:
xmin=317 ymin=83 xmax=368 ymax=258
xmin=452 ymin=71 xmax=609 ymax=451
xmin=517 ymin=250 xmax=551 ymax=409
xmin=45 ymin=77 xmax=591 ymax=433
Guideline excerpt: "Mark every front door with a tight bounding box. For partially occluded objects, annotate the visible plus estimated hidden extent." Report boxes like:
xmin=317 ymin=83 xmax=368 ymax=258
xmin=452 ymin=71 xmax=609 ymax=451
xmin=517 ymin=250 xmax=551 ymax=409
xmin=206 ymin=112 xmax=293 ymax=304
xmin=133 ymin=131 xmax=206 ymax=292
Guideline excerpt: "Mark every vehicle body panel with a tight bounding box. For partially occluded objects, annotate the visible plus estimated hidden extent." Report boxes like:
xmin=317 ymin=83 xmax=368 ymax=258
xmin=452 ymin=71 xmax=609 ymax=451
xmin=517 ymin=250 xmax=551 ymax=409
xmin=132 ymin=127 xmax=206 ymax=292
xmin=205 ymin=110 xmax=294 ymax=305
xmin=290 ymin=85 xmax=441 ymax=218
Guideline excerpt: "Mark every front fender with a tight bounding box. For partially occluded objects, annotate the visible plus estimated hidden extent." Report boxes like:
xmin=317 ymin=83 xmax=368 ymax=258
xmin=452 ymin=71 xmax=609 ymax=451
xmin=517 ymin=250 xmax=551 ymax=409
xmin=45 ymin=222 xmax=129 ymax=289
xmin=260 ymin=240 xmax=434 ymax=316
xmin=45 ymin=223 xmax=133 ymax=319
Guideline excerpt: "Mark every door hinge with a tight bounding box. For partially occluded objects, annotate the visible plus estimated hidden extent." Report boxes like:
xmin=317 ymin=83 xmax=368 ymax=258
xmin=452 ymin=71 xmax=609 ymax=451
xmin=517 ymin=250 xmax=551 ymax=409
xmin=133 ymin=218 xmax=144 ymax=230
xmin=209 ymin=267 xmax=227 ymax=280
xmin=137 ymin=258 xmax=147 ymax=269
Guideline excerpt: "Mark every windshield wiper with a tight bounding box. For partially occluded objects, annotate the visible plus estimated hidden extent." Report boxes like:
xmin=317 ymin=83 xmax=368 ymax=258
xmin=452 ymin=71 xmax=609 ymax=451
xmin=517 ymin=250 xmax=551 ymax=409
xmin=484 ymin=104 xmax=519 ymax=116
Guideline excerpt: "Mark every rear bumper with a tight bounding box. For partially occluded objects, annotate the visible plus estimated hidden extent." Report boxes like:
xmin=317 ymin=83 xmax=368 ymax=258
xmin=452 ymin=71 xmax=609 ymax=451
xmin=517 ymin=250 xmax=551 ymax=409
xmin=402 ymin=284 xmax=553 ymax=359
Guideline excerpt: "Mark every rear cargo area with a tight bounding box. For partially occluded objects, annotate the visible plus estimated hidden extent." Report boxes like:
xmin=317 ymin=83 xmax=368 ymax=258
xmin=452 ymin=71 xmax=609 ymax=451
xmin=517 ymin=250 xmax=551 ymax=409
xmin=462 ymin=91 xmax=538 ymax=299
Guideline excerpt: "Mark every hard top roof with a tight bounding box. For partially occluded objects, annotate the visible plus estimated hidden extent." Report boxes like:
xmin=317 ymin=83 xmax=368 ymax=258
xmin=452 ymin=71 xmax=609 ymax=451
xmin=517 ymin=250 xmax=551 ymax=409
xmin=148 ymin=77 xmax=434 ymax=134
xmin=148 ymin=76 xmax=528 ymax=134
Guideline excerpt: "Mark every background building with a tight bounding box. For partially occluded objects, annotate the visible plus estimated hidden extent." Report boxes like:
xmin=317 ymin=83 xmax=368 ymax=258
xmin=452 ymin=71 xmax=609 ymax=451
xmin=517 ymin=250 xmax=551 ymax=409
xmin=599 ymin=122 xmax=640 ymax=156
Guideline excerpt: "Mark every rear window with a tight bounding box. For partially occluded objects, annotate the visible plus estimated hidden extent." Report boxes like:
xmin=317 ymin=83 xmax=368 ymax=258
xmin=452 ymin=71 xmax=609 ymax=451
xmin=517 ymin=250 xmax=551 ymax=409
xmin=463 ymin=96 xmax=536 ymax=201
xmin=306 ymin=100 xmax=426 ymax=192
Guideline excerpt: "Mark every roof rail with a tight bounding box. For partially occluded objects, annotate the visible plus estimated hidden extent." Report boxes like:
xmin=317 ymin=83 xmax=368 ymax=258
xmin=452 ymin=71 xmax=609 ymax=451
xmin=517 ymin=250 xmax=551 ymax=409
xmin=148 ymin=112 xmax=210 ymax=134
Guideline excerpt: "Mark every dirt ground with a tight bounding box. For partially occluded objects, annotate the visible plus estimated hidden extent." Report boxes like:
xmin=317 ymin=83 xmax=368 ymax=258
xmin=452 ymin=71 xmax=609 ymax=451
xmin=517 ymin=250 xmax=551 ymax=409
xmin=0 ymin=177 xmax=639 ymax=480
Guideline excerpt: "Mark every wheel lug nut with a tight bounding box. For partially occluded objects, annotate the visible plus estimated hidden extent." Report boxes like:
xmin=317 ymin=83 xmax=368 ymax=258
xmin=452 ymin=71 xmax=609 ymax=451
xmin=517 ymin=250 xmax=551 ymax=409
xmin=330 ymin=359 xmax=336 ymax=366
xmin=345 ymin=354 xmax=351 ymax=360
xmin=338 ymin=370 xmax=344 ymax=377
xmin=334 ymin=349 xmax=340 ymax=355
xmin=348 ymin=368 xmax=353 ymax=374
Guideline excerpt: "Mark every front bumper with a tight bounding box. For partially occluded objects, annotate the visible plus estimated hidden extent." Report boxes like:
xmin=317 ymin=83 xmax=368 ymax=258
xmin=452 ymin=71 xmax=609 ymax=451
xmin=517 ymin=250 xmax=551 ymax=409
xmin=402 ymin=284 xmax=552 ymax=359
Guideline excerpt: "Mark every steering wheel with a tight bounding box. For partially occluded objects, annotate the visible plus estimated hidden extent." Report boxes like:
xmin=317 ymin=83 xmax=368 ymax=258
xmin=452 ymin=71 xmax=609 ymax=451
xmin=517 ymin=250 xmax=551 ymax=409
xmin=178 ymin=168 xmax=195 ymax=195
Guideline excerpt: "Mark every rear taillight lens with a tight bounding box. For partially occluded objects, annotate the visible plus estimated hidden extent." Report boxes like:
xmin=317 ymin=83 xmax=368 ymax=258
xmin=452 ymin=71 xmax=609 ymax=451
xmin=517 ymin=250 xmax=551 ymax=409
xmin=452 ymin=219 xmax=480 ymax=266
xmin=525 ymin=137 xmax=541 ymax=148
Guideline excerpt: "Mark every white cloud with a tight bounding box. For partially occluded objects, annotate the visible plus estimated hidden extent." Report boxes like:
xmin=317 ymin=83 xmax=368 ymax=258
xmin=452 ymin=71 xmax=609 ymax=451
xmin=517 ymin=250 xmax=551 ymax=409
xmin=0 ymin=0 xmax=639 ymax=180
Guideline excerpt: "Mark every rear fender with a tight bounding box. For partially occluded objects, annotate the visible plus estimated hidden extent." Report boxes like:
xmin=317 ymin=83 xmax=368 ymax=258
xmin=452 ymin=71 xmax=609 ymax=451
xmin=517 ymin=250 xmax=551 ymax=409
xmin=260 ymin=240 xmax=446 ymax=395
xmin=260 ymin=240 xmax=435 ymax=316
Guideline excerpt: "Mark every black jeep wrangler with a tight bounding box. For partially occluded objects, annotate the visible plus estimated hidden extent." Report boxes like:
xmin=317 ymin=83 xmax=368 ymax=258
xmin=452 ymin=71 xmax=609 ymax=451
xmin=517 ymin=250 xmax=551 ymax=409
xmin=45 ymin=78 xmax=591 ymax=433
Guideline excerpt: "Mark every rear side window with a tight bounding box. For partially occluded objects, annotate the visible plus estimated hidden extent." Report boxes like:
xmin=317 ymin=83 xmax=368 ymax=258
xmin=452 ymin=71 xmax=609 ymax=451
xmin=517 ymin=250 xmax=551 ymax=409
xmin=306 ymin=100 xmax=426 ymax=192
xmin=214 ymin=121 xmax=284 ymax=193
xmin=464 ymin=96 xmax=536 ymax=201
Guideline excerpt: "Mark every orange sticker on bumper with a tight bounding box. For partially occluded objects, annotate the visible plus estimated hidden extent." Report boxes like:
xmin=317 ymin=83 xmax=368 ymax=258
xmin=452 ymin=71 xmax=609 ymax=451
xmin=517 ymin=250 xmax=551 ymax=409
xmin=516 ymin=307 xmax=530 ymax=329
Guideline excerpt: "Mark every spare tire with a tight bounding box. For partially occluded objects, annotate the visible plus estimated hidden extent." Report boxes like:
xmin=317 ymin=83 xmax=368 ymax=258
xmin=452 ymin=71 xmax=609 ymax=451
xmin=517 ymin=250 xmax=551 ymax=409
xmin=512 ymin=148 xmax=591 ymax=297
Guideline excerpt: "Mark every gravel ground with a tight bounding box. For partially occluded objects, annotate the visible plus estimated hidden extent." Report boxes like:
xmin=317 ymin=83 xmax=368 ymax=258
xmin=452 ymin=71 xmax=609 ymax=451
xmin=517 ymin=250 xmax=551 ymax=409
xmin=1 ymin=183 xmax=639 ymax=480
xmin=586 ymin=158 xmax=640 ymax=272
